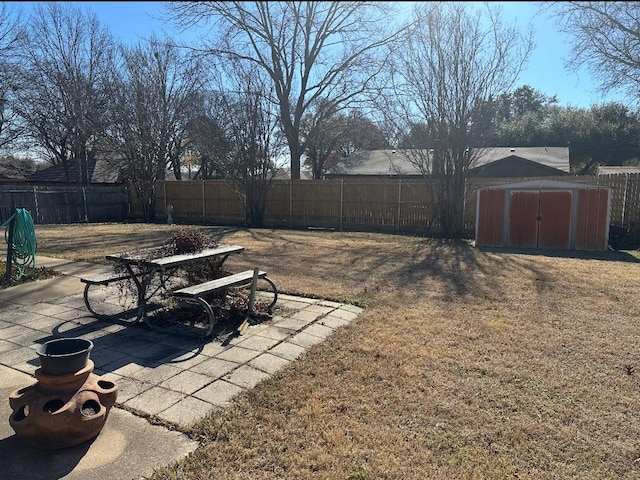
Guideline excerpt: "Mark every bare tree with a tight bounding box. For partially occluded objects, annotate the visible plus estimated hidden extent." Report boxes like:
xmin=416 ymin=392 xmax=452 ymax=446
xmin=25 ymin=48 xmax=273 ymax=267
xmin=14 ymin=2 xmax=116 ymax=185
xmin=300 ymin=99 xmax=342 ymax=179
xmin=0 ymin=3 xmax=25 ymax=151
xmin=302 ymin=103 xmax=389 ymax=179
xmin=167 ymin=1 xmax=399 ymax=179
xmin=385 ymin=2 xmax=533 ymax=237
xmin=205 ymin=63 xmax=285 ymax=226
xmin=108 ymin=35 xmax=206 ymax=221
xmin=184 ymin=109 xmax=232 ymax=180
xmin=550 ymin=2 xmax=640 ymax=104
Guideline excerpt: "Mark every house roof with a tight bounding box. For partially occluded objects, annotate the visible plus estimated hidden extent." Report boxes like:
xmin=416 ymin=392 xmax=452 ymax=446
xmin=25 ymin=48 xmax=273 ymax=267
xmin=270 ymin=168 xmax=313 ymax=180
xmin=328 ymin=147 xmax=571 ymax=176
xmin=28 ymin=156 xmax=127 ymax=184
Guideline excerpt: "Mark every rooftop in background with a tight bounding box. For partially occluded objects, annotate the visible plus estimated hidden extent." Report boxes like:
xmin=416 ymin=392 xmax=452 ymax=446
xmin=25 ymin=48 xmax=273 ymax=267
xmin=271 ymin=168 xmax=313 ymax=180
xmin=27 ymin=156 xmax=127 ymax=185
xmin=327 ymin=147 xmax=571 ymax=178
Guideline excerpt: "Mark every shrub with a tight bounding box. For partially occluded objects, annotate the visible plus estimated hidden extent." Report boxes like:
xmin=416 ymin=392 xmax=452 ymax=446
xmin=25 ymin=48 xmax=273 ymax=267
xmin=171 ymin=227 xmax=216 ymax=253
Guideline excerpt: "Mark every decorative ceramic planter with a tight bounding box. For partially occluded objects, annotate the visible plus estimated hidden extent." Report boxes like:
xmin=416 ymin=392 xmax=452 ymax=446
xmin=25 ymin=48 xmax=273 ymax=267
xmin=8 ymin=338 xmax=118 ymax=450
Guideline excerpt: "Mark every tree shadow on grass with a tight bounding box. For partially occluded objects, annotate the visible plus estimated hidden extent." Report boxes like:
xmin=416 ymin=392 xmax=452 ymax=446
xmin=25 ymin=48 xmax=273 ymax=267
xmin=376 ymin=239 xmax=639 ymax=302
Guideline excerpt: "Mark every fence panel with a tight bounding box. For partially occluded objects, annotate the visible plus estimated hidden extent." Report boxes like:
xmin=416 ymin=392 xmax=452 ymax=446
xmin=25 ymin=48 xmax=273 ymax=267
xmin=159 ymin=180 xmax=246 ymax=225
xmin=625 ymin=175 xmax=640 ymax=227
xmin=265 ymin=181 xmax=293 ymax=227
xmin=164 ymin=181 xmax=204 ymax=223
xmin=0 ymin=185 xmax=129 ymax=225
xmin=83 ymin=186 xmax=130 ymax=222
xmin=398 ymin=179 xmax=438 ymax=232
xmin=291 ymin=179 xmax=342 ymax=228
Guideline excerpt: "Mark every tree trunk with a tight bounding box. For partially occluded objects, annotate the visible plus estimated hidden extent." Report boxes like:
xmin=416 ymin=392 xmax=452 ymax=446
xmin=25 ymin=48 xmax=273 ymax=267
xmin=289 ymin=145 xmax=301 ymax=180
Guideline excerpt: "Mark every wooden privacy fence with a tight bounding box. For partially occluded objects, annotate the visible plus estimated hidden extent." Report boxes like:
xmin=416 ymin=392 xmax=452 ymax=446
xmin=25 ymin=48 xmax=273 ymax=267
xmin=154 ymin=178 xmax=440 ymax=234
xmin=0 ymin=185 xmax=129 ymax=225
xmin=150 ymin=174 xmax=640 ymax=240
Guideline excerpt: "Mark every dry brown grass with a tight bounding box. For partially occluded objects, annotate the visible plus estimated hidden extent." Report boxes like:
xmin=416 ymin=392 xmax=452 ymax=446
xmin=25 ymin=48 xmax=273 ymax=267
xmin=35 ymin=222 xmax=640 ymax=479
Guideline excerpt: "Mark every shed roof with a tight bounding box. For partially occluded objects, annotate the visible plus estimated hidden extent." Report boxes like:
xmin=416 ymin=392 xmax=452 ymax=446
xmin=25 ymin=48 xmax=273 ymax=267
xmin=328 ymin=147 xmax=570 ymax=176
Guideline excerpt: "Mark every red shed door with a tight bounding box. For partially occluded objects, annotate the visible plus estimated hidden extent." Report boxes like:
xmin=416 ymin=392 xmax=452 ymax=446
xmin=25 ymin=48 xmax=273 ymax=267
xmin=538 ymin=191 xmax=572 ymax=249
xmin=508 ymin=190 xmax=572 ymax=249
xmin=508 ymin=191 xmax=539 ymax=248
xmin=575 ymin=188 xmax=609 ymax=250
xmin=476 ymin=188 xmax=506 ymax=247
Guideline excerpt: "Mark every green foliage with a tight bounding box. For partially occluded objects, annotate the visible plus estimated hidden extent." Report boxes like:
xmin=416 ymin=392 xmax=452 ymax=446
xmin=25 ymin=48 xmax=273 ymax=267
xmin=484 ymin=87 xmax=640 ymax=172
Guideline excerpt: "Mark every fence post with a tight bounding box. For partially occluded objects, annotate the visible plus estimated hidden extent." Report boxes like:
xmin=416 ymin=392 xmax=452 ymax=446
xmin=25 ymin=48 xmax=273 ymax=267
xmin=289 ymin=179 xmax=292 ymax=229
xmin=32 ymin=186 xmax=39 ymax=223
xmin=163 ymin=181 xmax=167 ymax=215
xmin=202 ymin=179 xmax=206 ymax=224
xmin=82 ymin=187 xmax=88 ymax=222
xmin=126 ymin=186 xmax=131 ymax=217
xmin=397 ymin=179 xmax=402 ymax=232
xmin=340 ymin=179 xmax=344 ymax=231
xmin=4 ymin=201 xmax=15 ymax=281
xmin=621 ymin=173 xmax=629 ymax=225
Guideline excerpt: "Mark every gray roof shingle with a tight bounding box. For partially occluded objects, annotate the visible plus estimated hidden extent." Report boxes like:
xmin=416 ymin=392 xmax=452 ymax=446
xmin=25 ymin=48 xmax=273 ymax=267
xmin=328 ymin=147 xmax=570 ymax=176
xmin=28 ymin=156 xmax=127 ymax=184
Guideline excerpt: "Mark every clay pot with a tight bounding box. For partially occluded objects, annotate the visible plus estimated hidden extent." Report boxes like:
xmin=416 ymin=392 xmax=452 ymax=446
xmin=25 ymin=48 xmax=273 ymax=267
xmin=36 ymin=338 xmax=93 ymax=375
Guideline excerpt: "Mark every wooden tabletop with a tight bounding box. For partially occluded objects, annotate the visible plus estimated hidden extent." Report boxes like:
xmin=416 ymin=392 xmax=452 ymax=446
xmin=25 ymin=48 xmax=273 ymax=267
xmin=106 ymin=244 xmax=245 ymax=269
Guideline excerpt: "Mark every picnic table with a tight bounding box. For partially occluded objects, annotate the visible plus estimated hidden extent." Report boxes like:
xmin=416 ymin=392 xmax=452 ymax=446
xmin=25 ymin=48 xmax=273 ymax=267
xmin=81 ymin=244 xmax=277 ymax=337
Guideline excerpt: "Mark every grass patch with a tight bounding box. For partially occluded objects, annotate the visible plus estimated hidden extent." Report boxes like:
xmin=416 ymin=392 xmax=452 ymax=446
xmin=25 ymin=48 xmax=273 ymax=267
xmin=347 ymin=466 xmax=372 ymax=480
xmin=32 ymin=222 xmax=640 ymax=479
xmin=0 ymin=259 xmax=59 ymax=288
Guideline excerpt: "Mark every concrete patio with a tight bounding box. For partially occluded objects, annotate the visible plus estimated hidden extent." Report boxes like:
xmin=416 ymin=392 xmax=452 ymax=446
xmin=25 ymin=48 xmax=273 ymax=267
xmin=0 ymin=255 xmax=362 ymax=479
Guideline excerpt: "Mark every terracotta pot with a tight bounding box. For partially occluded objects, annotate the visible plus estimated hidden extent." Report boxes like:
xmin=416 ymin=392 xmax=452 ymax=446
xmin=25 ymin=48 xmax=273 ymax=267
xmin=8 ymin=360 xmax=118 ymax=449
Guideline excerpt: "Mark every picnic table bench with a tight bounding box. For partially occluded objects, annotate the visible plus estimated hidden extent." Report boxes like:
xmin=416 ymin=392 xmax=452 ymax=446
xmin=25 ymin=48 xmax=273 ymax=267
xmin=81 ymin=271 xmax=137 ymax=321
xmin=80 ymin=244 xmax=278 ymax=338
xmin=173 ymin=269 xmax=278 ymax=337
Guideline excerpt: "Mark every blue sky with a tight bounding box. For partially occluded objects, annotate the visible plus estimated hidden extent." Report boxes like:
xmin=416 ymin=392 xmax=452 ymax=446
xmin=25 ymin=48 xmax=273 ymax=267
xmin=493 ymin=2 xmax=628 ymax=108
xmin=25 ymin=1 xmax=632 ymax=109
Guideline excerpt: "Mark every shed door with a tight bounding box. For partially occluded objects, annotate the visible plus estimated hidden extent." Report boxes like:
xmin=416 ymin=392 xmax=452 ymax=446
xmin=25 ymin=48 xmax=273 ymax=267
xmin=575 ymin=188 xmax=609 ymax=250
xmin=508 ymin=191 xmax=539 ymax=248
xmin=476 ymin=188 xmax=506 ymax=247
xmin=508 ymin=190 xmax=572 ymax=249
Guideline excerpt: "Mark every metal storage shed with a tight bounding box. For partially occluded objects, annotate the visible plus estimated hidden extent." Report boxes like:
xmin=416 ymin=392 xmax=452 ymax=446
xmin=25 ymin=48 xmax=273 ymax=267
xmin=475 ymin=179 xmax=611 ymax=251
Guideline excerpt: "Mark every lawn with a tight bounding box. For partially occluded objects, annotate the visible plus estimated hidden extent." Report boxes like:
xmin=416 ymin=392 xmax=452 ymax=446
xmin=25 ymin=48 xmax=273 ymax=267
xmin=34 ymin=222 xmax=640 ymax=479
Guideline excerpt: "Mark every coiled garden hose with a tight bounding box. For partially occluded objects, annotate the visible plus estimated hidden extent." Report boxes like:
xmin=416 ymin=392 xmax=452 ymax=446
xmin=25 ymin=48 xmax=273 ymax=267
xmin=2 ymin=208 xmax=37 ymax=279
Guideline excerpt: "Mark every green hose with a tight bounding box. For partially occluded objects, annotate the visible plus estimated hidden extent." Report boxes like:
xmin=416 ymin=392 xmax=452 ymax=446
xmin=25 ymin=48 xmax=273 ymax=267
xmin=2 ymin=208 xmax=37 ymax=279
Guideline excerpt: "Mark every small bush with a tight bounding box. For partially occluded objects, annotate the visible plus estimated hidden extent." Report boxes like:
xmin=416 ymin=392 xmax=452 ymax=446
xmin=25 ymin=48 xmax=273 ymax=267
xmin=171 ymin=227 xmax=216 ymax=253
